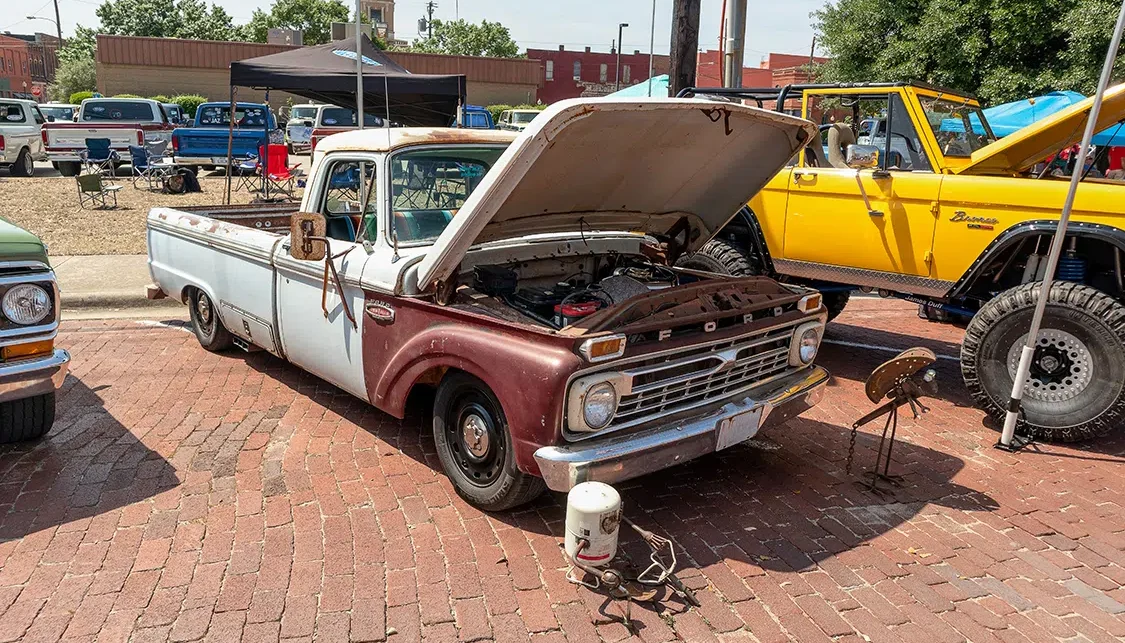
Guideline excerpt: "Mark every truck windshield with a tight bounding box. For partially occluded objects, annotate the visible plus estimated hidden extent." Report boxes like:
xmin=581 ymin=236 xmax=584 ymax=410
xmin=390 ymin=146 xmax=509 ymax=244
xmin=291 ymin=107 xmax=317 ymax=120
xmin=320 ymin=108 xmax=385 ymax=127
xmin=40 ymin=106 xmax=74 ymax=121
xmin=81 ymin=101 xmax=155 ymax=121
xmin=920 ymin=96 xmax=997 ymax=157
xmin=512 ymin=111 xmax=539 ymax=124
xmin=196 ymin=105 xmax=272 ymax=128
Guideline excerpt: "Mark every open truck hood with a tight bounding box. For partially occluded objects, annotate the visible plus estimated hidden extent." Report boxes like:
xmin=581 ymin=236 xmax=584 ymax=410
xmin=953 ymin=83 xmax=1125 ymax=176
xmin=415 ymin=98 xmax=816 ymax=291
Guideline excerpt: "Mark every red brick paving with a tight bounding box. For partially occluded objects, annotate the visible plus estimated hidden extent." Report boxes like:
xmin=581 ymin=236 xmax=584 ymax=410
xmin=0 ymin=299 xmax=1123 ymax=641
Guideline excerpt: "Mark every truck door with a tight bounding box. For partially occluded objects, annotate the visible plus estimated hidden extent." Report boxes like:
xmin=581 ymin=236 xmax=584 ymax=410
xmin=275 ymin=156 xmax=376 ymax=400
xmin=781 ymin=92 xmax=943 ymax=285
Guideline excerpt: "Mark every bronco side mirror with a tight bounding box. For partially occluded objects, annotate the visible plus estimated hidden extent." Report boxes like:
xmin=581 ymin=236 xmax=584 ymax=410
xmin=290 ymin=212 xmax=327 ymax=261
xmin=846 ymin=144 xmax=880 ymax=169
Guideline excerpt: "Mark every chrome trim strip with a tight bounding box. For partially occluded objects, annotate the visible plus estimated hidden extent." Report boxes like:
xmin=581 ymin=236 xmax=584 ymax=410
xmin=0 ymin=261 xmax=51 ymax=272
xmin=772 ymin=258 xmax=955 ymax=298
xmin=0 ymin=329 xmax=58 ymax=349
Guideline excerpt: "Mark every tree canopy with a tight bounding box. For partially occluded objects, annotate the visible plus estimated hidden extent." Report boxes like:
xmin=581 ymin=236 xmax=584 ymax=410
xmin=243 ymin=0 xmax=359 ymax=46
xmin=412 ymin=19 xmax=520 ymax=58
xmin=95 ymin=0 xmax=242 ymax=41
xmin=814 ymin=0 xmax=1125 ymax=104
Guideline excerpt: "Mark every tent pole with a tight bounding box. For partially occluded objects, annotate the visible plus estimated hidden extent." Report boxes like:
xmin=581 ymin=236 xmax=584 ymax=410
xmin=263 ymin=89 xmax=270 ymax=200
xmin=998 ymin=0 xmax=1125 ymax=450
xmin=225 ymin=86 xmax=235 ymax=206
xmin=356 ymin=0 xmax=364 ymax=131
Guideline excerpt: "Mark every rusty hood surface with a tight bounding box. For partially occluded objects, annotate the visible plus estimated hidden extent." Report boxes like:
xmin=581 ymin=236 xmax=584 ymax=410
xmin=414 ymin=98 xmax=816 ymax=291
xmin=953 ymin=83 xmax=1125 ymax=176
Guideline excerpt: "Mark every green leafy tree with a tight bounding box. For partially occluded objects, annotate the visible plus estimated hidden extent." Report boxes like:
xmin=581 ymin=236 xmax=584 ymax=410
xmin=413 ymin=19 xmax=519 ymax=58
xmin=243 ymin=0 xmax=356 ymax=46
xmin=95 ymin=0 xmax=242 ymax=40
xmin=814 ymin=0 xmax=1124 ymax=104
xmin=50 ymin=58 xmax=97 ymax=102
xmin=56 ymin=26 xmax=98 ymax=67
xmin=171 ymin=94 xmax=209 ymax=117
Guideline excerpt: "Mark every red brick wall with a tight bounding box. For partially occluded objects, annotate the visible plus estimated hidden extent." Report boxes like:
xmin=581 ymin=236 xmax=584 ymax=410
xmin=528 ymin=47 xmax=670 ymax=103
xmin=0 ymin=37 xmax=34 ymax=99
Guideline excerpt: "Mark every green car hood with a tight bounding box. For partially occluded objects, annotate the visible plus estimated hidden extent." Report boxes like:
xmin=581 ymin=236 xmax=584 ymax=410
xmin=0 ymin=218 xmax=49 ymax=266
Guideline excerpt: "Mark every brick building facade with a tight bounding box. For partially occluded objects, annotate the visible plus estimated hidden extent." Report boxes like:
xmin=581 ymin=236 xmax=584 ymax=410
xmin=527 ymin=46 xmax=670 ymax=104
xmin=0 ymin=33 xmax=59 ymax=100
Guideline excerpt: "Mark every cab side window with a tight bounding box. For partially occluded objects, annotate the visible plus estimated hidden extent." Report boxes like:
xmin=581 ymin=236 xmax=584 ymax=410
xmin=320 ymin=159 xmax=377 ymax=243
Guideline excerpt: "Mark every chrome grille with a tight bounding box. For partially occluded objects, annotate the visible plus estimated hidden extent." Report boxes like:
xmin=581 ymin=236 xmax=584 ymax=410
xmin=603 ymin=320 xmax=801 ymax=432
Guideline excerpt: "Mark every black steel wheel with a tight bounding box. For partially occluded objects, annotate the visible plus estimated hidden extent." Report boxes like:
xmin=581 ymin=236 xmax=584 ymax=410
xmin=188 ymin=288 xmax=233 ymax=352
xmin=962 ymin=282 xmax=1125 ymax=441
xmin=433 ymin=373 xmax=544 ymax=511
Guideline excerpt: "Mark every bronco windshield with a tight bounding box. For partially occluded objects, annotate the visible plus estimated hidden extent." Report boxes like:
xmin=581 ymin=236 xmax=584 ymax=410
xmin=921 ymin=96 xmax=997 ymax=157
xmin=512 ymin=111 xmax=539 ymax=124
xmin=390 ymin=145 xmax=509 ymax=244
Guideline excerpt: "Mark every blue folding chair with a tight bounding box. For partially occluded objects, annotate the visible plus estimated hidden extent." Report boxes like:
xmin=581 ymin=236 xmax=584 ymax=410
xmin=129 ymin=145 xmax=171 ymax=190
xmin=81 ymin=138 xmax=119 ymax=178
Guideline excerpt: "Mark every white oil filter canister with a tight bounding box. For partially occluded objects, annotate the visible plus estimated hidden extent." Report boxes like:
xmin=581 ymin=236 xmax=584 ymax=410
xmin=564 ymin=481 xmax=621 ymax=567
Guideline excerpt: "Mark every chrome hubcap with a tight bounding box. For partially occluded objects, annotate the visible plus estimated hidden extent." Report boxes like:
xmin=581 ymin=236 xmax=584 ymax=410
xmin=1008 ymin=329 xmax=1092 ymax=402
xmin=461 ymin=414 xmax=490 ymax=458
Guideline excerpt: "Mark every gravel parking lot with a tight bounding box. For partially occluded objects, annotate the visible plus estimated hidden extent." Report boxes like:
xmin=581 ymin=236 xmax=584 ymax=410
xmin=0 ymin=165 xmax=304 ymax=256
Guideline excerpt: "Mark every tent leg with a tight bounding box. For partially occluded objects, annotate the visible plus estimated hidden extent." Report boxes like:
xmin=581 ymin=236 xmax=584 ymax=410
xmin=225 ymin=86 xmax=236 ymax=206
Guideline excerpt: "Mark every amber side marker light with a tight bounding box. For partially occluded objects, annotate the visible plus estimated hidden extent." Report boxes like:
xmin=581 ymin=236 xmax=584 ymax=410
xmin=2 ymin=340 xmax=53 ymax=361
xmin=579 ymin=335 xmax=627 ymax=363
xmin=798 ymin=294 xmax=822 ymax=314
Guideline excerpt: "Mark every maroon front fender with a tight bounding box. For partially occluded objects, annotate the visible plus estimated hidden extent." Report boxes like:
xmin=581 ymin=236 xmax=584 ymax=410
xmin=363 ymin=296 xmax=583 ymax=475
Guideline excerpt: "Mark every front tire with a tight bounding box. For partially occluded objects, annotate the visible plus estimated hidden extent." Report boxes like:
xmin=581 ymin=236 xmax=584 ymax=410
xmin=56 ymin=161 xmax=80 ymax=177
xmin=823 ymin=291 xmax=851 ymax=322
xmin=433 ymin=373 xmax=545 ymax=511
xmin=961 ymin=282 xmax=1125 ymax=441
xmin=10 ymin=148 xmax=33 ymax=177
xmin=0 ymin=393 xmax=56 ymax=443
xmin=188 ymin=288 xmax=234 ymax=352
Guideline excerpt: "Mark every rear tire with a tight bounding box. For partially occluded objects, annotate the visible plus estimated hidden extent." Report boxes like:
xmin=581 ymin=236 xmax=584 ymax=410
xmin=0 ymin=393 xmax=56 ymax=443
xmin=961 ymin=282 xmax=1125 ymax=442
xmin=433 ymin=373 xmax=545 ymax=511
xmin=56 ymin=161 xmax=80 ymax=177
xmin=10 ymin=148 xmax=33 ymax=177
xmin=675 ymin=238 xmax=759 ymax=275
xmin=188 ymin=288 xmax=234 ymax=352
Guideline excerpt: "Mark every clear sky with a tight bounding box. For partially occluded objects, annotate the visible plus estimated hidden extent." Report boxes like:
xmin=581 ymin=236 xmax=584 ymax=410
xmin=6 ymin=0 xmax=825 ymax=64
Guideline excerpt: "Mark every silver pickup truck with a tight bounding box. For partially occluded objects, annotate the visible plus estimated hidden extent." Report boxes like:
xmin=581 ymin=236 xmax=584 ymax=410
xmin=146 ymin=99 xmax=829 ymax=510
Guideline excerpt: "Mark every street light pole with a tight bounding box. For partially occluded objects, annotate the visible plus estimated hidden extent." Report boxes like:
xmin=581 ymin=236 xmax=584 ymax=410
xmin=615 ymin=23 xmax=629 ymax=91
xmin=26 ymin=15 xmax=61 ymax=44
xmin=647 ymin=0 xmax=656 ymax=96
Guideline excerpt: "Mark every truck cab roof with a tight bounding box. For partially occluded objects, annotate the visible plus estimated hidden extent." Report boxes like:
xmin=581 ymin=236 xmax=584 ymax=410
xmin=313 ymin=127 xmax=518 ymax=156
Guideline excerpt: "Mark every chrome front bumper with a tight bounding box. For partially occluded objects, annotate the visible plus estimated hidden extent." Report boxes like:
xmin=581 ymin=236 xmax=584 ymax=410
xmin=0 ymin=350 xmax=70 ymax=404
xmin=533 ymin=365 xmax=829 ymax=492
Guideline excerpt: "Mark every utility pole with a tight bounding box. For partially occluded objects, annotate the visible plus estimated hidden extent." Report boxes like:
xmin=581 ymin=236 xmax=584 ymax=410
xmin=52 ymin=0 xmax=62 ymax=43
xmin=615 ymin=23 xmax=629 ymax=91
xmin=647 ymin=0 xmax=656 ymax=96
xmin=668 ymin=0 xmax=700 ymax=96
xmin=722 ymin=0 xmax=746 ymax=88
xmin=806 ymin=36 xmax=817 ymax=79
xmin=425 ymin=1 xmax=437 ymax=39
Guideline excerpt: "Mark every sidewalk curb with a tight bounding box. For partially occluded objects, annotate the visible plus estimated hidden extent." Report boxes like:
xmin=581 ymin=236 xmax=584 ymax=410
xmin=61 ymin=292 xmax=183 ymax=311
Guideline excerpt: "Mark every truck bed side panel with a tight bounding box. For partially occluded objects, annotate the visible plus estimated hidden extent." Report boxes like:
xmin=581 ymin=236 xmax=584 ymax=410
xmin=147 ymin=207 xmax=283 ymax=356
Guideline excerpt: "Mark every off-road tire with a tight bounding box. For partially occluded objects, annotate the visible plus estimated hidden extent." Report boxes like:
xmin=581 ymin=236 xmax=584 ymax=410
xmin=10 ymin=148 xmax=33 ymax=177
xmin=0 ymin=393 xmax=56 ymax=443
xmin=961 ymin=282 xmax=1125 ymax=442
xmin=675 ymin=238 xmax=758 ymax=275
xmin=188 ymin=288 xmax=234 ymax=352
xmin=56 ymin=161 xmax=80 ymax=177
xmin=433 ymin=372 xmax=545 ymax=511
xmin=823 ymin=291 xmax=851 ymax=322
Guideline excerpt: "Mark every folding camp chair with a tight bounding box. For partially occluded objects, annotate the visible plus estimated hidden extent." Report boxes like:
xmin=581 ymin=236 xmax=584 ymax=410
xmin=81 ymin=138 xmax=119 ymax=178
xmin=233 ymin=154 xmax=259 ymax=192
xmin=260 ymin=144 xmax=302 ymax=198
xmin=129 ymin=145 xmax=172 ymax=190
xmin=76 ymin=172 xmax=123 ymax=209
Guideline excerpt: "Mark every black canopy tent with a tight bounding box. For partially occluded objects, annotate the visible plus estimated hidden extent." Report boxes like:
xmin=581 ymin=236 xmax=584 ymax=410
xmin=229 ymin=35 xmax=465 ymax=127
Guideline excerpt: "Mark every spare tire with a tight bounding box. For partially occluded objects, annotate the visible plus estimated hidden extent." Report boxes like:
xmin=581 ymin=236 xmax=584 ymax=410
xmin=675 ymin=238 xmax=758 ymax=275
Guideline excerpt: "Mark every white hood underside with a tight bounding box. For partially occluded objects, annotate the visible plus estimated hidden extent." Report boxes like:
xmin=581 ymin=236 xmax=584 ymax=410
xmin=414 ymin=97 xmax=817 ymax=290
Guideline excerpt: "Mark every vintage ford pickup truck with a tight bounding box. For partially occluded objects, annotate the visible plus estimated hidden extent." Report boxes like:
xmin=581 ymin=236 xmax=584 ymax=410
xmin=146 ymin=99 xmax=830 ymax=509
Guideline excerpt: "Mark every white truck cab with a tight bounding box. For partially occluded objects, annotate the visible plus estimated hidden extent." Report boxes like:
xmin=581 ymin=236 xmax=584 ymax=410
xmin=0 ymin=99 xmax=48 ymax=177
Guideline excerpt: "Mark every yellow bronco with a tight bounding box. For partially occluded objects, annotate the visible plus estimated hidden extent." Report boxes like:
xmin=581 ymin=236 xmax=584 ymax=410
xmin=677 ymin=82 xmax=1125 ymax=442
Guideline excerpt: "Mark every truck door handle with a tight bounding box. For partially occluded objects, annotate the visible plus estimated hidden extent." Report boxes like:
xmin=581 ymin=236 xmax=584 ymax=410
xmin=793 ymin=171 xmax=815 ymax=183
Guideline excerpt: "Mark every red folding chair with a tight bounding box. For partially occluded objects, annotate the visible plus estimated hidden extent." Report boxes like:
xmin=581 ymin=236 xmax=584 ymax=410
xmin=258 ymin=144 xmax=301 ymax=198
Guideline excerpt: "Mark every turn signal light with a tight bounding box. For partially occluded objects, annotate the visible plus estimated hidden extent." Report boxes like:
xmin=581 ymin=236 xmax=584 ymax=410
xmin=798 ymin=293 xmax=823 ymax=313
xmin=579 ymin=334 xmax=627 ymax=363
xmin=2 ymin=340 xmax=53 ymax=361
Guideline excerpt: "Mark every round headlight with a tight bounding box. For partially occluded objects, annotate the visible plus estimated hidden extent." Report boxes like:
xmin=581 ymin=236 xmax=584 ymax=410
xmin=798 ymin=327 xmax=820 ymax=364
xmin=583 ymin=382 xmax=618 ymax=430
xmin=3 ymin=284 xmax=51 ymax=326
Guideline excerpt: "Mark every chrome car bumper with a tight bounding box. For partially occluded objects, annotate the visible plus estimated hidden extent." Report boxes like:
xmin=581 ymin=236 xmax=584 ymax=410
xmin=0 ymin=350 xmax=70 ymax=404
xmin=533 ymin=365 xmax=829 ymax=492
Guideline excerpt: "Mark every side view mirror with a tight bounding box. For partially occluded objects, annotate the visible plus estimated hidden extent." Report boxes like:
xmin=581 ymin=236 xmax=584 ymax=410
xmin=46 ymin=115 xmax=55 ymax=122
xmin=290 ymin=212 xmax=327 ymax=261
xmin=846 ymin=144 xmax=880 ymax=169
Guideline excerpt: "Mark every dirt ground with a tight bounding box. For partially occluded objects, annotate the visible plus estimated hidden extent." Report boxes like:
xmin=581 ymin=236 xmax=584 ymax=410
xmin=0 ymin=175 xmax=302 ymax=256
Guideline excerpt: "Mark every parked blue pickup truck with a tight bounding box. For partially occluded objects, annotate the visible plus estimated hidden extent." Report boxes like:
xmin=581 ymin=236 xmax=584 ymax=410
xmin=171 ymin=102 xmax=278 ymax=170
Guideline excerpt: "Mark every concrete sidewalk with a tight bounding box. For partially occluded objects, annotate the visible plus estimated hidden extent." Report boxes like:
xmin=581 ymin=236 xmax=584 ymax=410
xmin=52 ymin=254 xmax=180 ymax=311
